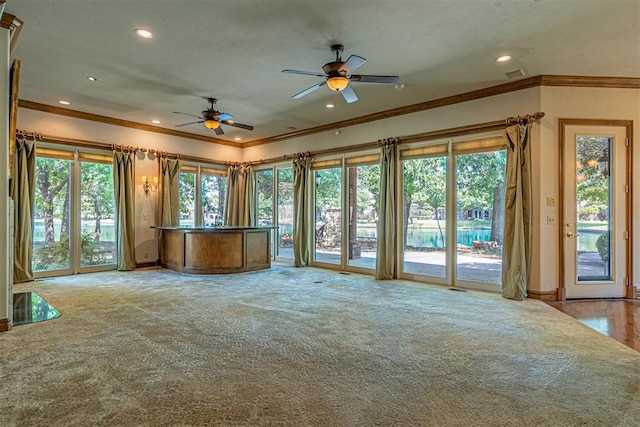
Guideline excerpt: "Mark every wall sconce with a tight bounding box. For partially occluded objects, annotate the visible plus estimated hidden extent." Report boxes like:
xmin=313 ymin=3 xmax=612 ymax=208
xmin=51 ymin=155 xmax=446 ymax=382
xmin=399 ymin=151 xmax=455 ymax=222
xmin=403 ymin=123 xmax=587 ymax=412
xmin=142 ymin=175 xmax=158 ymax=194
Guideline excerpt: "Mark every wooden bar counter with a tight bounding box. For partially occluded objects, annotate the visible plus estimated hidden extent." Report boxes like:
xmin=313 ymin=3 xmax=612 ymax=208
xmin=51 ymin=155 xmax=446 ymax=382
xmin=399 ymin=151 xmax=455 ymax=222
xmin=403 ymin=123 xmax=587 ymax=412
xmin=154 ymin=226 xmax=275 ymax=274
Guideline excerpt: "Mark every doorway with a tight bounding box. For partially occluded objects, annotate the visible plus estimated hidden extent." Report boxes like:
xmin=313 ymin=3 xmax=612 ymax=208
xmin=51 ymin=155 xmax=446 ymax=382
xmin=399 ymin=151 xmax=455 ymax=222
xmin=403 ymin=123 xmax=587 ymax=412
xmin=560 ymin=120 xmax=632 ymax=299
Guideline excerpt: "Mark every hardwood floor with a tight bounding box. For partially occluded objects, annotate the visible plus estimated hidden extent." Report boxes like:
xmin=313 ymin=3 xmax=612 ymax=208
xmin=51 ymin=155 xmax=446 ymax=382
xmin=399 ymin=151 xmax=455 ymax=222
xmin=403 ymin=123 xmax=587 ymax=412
xmin=548 ymin=299 xmax=640 ymax=352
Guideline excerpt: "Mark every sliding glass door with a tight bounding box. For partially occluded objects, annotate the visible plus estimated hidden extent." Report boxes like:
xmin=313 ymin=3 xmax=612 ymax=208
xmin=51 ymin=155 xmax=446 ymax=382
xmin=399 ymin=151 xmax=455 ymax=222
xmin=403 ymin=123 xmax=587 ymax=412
xmin=401 ymin=156 xmax=447 ymax=279
xmin=33 ymin=149 xmax=116 ymax=277
xmin=455 ymin=150 xmax=505 ymax=286
xmin=399 ymin=138 xmax=506 ymax=290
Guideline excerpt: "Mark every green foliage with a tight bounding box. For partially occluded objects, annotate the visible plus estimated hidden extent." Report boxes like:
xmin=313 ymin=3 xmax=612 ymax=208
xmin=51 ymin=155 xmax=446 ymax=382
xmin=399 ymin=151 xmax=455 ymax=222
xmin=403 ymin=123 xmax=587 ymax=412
xmin=256 ymin=169 xmax=274 ymax=222
xmin=456 ymin=151 xmax=506 ymax=210
xmin=576 ymin=136 xmax=610 ymax=220
xmin=33 ymin=231 xmax=110 ymax=271
xmin=596 ymin=232 xmax=609 ymax=262
xmin=315 ymin=168 xmax=342 ymax=211
xmin=404 ymin=157 xmax=446 ymax=215
xmin=80 ymin=162 xmax=114 ymax=220
xmin=179 ymin=172 xmax=196 ymax=217
xmin=354 ymin=164 xmax=381 ymax=214
xmin=277 ymin=167 xmax=294 ymax=205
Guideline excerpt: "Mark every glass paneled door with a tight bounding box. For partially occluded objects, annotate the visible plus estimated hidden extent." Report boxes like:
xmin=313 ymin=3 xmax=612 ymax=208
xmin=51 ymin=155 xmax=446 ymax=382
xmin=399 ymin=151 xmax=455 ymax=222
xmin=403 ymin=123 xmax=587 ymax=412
xmin=34 ymin=151 xmax=116 ymax=277
xmin=563 ymin=124 xmax=628 ymax=298
xmin=33 ymin=157 xmax=73 ymax=275
xmin=313 ymin=167 xmax=342 ymax=265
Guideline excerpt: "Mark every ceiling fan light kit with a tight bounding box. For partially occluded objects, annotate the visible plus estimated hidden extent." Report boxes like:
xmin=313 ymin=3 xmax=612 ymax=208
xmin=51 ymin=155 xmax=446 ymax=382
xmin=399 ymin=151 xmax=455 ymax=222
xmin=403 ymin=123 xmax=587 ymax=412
xmin=326 ymin=76 xmax=349 ymax=92
xmin=204 ymin=120 xmax=220 ymax=130
xmin=174 ymin=97 xmax=254 ymax=135
xmin=282 ymin=43 xmax=399 ymax=104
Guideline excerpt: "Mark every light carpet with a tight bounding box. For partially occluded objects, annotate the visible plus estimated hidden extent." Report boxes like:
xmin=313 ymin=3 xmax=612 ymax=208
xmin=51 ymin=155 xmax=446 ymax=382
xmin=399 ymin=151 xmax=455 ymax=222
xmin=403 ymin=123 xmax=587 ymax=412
xmin=1 ymin=264 xmax=639 ymax=426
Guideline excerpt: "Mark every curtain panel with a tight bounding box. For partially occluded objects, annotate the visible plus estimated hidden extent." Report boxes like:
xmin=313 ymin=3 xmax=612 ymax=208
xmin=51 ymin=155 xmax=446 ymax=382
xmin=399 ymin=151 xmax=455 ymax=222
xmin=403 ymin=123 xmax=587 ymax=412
xmin=375 ymin=141 xmax=398 ymax=280
xmin=501 ymin=124 xmax=532 ymax=300
xmin=113 ymin=151 xmax=136 ymax=271
xmin=159 ymin=158 xmax=181 ymax=226
xmin=224 ymin=165 xmax=255 ymax=226
xmin=11 ymin=138 xmax=36 ymax=283
xmin=293 ymin=156 xmax=312 ymax=267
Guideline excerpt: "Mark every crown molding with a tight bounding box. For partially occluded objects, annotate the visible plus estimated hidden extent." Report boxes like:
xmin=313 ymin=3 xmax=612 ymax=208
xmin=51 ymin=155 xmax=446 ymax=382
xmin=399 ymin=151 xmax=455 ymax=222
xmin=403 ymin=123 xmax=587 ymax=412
xmin=0 ymin=11 xmax=24 ymax=52
xmin=19 ymin=75 xmax=640 ymax=149
xmin=18 ymin=99 xmax=242 ymax=148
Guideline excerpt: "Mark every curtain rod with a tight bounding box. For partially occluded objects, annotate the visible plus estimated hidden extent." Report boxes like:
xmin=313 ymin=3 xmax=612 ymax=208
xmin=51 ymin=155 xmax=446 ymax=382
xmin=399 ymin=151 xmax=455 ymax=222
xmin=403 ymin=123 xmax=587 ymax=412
xmin=16 ymin=130 xmax=228 ymax=167
xmin=252 ymin=112 xmax=545 ymax=166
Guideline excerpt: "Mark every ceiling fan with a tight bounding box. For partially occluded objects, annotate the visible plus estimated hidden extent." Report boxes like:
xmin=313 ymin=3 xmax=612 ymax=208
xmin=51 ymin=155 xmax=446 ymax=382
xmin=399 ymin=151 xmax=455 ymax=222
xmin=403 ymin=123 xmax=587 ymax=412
xmin=282 ymin=44 xmax=400 ymax=104
xmin=173 ymin=98 xmax=254 ymax=135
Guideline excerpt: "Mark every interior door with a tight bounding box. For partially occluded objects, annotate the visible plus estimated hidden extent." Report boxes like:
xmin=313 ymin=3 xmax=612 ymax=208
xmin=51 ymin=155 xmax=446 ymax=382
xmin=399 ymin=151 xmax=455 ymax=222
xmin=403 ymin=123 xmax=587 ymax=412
xmin=563 ymin=125 xmax=628 ymax=299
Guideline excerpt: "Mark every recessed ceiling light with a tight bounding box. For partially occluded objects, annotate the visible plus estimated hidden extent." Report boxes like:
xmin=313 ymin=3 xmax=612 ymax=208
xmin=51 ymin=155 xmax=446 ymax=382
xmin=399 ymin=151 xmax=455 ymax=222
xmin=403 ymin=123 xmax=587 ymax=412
xmin=134 ymin=28 xmax=154 ymax=39
xmin=58 ymin=100 xmax=70 ymax=105
xmin=326 ymin=104 xmax=335 ymax=108
xmin=234 ymin=137 xmax=242 ymax=141
xmin=151 ymin=120 xmax=160 ymax=124
xmin=495 ymin=55 xmax=512 ymax=63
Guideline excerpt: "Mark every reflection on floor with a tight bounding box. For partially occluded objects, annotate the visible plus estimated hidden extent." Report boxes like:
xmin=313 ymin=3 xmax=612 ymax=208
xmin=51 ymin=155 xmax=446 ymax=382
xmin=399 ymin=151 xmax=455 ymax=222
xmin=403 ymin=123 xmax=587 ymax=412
xmin=548 ymin=299 xmax=640 ymax=352
xmin=13 ymin=292 xmax=62 ymax=326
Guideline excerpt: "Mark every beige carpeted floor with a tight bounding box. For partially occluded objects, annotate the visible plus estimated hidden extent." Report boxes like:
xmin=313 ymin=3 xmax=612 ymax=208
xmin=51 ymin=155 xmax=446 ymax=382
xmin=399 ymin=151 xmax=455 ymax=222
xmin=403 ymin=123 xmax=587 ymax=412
xmin=1 ymin=264 xmax=639 ymax=426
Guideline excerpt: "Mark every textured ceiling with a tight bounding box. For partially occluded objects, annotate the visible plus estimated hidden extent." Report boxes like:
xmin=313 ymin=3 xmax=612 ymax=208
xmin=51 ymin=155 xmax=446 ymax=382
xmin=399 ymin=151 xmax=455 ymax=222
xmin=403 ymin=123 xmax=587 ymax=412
xmin=6 ymin=0 xmax=640 ymax=143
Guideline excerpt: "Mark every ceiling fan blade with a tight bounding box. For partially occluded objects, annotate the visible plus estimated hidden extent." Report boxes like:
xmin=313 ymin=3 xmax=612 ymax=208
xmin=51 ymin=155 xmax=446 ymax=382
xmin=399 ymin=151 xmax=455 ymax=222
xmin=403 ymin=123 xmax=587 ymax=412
xmin=282 ymin=69 xmax=327 ymax=77
xmin=213 ymin=126 xmax=224 ymax=136
xmin=174 ymin=111 xmax=205 ymax=120
xmin=175 ymin=120 xmax=204 ymax=128
xmin=218 ymin=113 xmax=234 ymax=122
xmin=340 ymin=85 xmax=358 ymax=104
xmin=292 ymin=81 xmax=326 ymax=99
xmin=222 ymin=121 xmax=254 ymax=131
xmin=340 ymin=55 xmax=366 ymax=74
xmin=349 ymin=74 xmax=399 ymax=84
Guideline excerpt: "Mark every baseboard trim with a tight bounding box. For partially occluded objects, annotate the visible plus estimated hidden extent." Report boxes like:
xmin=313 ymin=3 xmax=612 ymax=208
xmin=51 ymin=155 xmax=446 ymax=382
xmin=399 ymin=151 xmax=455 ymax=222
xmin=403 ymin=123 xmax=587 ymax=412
xmin=136 ymin=260 xmax=159 ymax=269
xmin=0 ymin=318 xmax=10 ymax=332
xmin=528 ymin=289 xmax=559 ymax=301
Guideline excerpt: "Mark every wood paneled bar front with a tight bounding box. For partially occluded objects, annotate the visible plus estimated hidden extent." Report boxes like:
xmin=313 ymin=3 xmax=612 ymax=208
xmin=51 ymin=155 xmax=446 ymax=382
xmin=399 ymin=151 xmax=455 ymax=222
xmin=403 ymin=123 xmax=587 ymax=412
xmin=154 ymin=226 xmax=276 ymax=274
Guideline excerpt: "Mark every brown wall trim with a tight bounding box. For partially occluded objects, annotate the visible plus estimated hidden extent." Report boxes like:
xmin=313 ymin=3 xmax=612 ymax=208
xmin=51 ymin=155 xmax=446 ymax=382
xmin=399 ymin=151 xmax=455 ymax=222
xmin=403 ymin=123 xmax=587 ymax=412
xmin=18 ymin=100 xmax=242 ymax=148
xmin=539 ymin=75 xmax=640 ymax=89
xmin=0 ymin=12 xmax=24 ymax=52
xmin=136 ymin=261 xmax=159 ymax=269
xmin=0 ymin=317 xmax=9 ymax=332
xmin=528 ymin=290 xmax=559 ymax=302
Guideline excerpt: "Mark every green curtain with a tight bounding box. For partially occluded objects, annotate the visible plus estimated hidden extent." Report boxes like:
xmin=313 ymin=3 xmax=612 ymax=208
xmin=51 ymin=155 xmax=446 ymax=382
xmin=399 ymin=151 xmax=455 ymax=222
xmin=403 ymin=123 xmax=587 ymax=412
xmin=501 ymin=123 xmax=532 ymax=300
xmin=375 ymin=141 xmax=397 ymax=280
xmin=293 ymin=156 xmax=312 ymax=267
xmin=113 ymin=151 xmax=136 ymax=271
xmin=159 ymin=158 xmax=181 ymax=226
xmin=242 ymin=166 xmax=255 ymax=226
xmin=10 ymin=137 xmax=36 ymax=283
xmin=224 ymin=165 xmax=255 ymax=226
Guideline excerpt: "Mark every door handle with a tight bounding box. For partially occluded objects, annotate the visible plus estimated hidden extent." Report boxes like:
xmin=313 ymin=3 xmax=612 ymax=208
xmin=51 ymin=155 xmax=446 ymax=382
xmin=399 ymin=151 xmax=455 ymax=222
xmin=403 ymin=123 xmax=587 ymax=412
xmin=566 ymin=232 xmax=580 ymax=238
